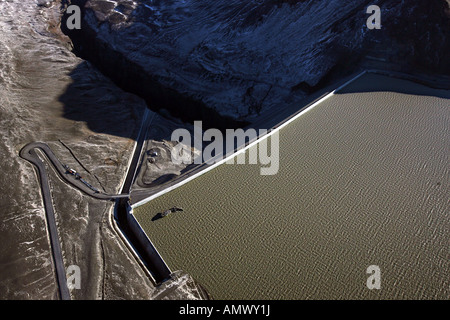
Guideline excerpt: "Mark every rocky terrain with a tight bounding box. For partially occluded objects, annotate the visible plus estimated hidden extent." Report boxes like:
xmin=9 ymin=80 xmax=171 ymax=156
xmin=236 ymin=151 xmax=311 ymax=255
xmin=64 ymin=0 xmax=449 ymax=126
xmin=0 ymin=0 xmax=448 ymax=300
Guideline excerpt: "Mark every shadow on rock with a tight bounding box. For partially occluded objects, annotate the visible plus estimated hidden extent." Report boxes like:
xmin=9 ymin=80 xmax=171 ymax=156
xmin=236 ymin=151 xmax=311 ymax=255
xmin=59 ymin=61 xmax=147 ymax=140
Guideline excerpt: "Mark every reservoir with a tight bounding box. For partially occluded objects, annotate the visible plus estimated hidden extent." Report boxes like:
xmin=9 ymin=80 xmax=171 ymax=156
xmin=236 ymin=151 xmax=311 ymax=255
xmin=133 ymin=72 xmax=449 ymax=299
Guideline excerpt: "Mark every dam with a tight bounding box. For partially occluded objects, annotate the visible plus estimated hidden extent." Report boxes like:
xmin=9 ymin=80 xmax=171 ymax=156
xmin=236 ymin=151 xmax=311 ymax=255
xmin=131 ymin=71 xmax=450 ymax=299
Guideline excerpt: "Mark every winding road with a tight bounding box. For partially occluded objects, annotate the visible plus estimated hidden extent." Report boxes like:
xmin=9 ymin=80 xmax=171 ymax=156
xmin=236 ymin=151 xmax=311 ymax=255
xmin=18 ymin=107 xmax=174 ymax=298
xmin=20 ymin=142 xmax=130 ymax=300
xmin=20 ymin=143 xmax=131 ymax=200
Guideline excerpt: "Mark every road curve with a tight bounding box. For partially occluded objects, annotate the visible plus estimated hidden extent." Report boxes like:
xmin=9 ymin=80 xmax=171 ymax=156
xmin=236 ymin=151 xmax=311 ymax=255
xmin=19 ymin=143 xmax=72 ymax=300
xmin=20 ymin=142 xmax=130 ymax=300
xmin=20 ymin=142 xmax=130 ymax=200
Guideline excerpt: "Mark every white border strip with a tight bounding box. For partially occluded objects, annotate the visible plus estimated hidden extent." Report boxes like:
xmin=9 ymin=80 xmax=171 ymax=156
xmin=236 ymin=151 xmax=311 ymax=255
xmin=132 ymin=71 xmax=368 ymax=208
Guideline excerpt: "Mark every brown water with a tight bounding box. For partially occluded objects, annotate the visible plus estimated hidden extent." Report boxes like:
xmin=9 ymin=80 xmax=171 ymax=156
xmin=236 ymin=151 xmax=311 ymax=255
xmin=134 ymin=73 xmax=450 ymax=299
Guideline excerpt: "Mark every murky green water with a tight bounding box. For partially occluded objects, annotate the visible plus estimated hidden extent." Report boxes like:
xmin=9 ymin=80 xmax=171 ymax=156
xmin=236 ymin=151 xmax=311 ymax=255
xmin=134 ymin=73 xmax=450 ymax=299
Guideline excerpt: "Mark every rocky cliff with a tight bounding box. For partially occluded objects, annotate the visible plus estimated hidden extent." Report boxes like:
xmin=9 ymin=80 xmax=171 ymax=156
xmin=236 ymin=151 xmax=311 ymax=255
xmin=63 ymin=0 xmax=450 ymax=126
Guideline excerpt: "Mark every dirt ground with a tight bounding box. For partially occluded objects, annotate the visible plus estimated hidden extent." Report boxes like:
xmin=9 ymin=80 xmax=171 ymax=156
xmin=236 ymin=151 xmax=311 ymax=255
xmin=0 ymin=1 xmax=203 ymax=300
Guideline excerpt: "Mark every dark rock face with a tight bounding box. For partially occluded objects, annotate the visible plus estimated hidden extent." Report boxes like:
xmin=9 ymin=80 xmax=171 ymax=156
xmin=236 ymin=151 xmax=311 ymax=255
xmin=64 ymin=0 xmax=449 ymax=125
xmin=380 ymin=0 xmax=450 ymax=72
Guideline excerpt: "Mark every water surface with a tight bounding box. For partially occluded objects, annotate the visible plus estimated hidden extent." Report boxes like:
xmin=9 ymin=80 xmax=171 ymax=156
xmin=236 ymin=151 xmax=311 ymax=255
xmin=134 ymin=73 xmax=450 ymax=299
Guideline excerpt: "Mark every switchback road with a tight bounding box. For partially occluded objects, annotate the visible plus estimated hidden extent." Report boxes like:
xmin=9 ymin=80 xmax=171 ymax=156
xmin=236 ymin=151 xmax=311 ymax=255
xmin=20 ymin=142 xmax=130 ymax=300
